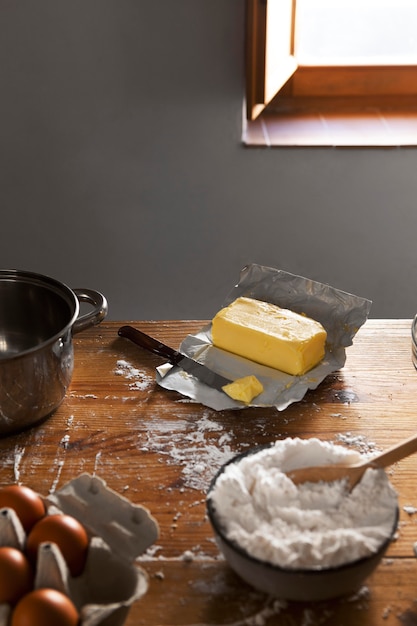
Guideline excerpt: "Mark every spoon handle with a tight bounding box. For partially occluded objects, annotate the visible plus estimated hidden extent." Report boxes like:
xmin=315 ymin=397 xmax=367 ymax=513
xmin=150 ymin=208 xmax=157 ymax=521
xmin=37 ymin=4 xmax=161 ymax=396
xmin=367 ymin=433 xmax=417 ymax=470
xmin=288 ymin=433 xmax=417 ymax=490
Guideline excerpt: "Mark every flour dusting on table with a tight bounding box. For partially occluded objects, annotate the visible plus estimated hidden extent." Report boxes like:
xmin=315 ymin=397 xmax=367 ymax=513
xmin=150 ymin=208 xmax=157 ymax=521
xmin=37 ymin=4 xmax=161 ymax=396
xmin=139 ymin=412 xmax=235 ymax=491
xmin=334 ymin=432 xmax=379 ymax=456
xmin=13 ymin=445 xmax=25 ymax=483
xmin=114 ymin=359 xmax=154 ymax=390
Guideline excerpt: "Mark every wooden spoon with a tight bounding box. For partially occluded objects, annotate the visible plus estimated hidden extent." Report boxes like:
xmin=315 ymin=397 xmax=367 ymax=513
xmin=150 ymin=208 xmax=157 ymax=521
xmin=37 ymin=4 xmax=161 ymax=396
xmin=286 ymin=433 xmax=417 ymax=490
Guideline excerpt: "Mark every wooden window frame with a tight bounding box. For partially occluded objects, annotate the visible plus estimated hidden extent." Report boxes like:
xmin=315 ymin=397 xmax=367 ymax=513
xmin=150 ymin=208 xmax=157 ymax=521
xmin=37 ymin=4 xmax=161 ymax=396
xmin=246 ymin=0 xmax=297 ymax=121
xmin=246 ymin=0 xmax=417 ymax=146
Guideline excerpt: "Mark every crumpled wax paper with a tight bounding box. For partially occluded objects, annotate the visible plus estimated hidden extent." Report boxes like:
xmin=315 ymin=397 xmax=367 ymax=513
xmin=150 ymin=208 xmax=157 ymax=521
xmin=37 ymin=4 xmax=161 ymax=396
xmin=156 ymin=264 xmax=372 ymax=411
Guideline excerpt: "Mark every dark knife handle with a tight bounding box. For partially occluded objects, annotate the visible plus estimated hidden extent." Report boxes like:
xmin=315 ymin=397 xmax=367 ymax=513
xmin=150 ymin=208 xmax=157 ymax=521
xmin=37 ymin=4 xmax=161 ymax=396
xmin=118 ymin=325 xmax=183 ymax=366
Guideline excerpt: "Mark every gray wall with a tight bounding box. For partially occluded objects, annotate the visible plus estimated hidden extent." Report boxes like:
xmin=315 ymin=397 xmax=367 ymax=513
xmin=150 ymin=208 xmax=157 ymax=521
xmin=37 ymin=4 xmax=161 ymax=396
xmin=1 ymin=1 xmax=416 ymax=320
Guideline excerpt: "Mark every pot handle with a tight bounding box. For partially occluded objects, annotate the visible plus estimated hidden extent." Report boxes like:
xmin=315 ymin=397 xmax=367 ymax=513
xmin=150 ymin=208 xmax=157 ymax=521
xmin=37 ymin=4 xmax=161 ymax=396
xmin=72 ymin=288 xmax=108 ymax=334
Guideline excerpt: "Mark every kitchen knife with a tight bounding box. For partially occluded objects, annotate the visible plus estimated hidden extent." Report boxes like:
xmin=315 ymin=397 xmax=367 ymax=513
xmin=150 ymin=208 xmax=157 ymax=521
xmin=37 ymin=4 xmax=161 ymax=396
xmin=118 ymin=325 xmax=233 ymax=392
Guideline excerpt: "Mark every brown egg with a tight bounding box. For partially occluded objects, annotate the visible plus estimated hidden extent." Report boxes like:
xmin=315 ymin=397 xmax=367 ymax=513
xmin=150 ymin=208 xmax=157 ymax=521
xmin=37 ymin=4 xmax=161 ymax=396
xmin=0 ymin=485 xmax=45 ymax=533
xmin=11 ymin=588 xmax=79 ymax=626
xmin=0 ymin=546 xmax=34 ymax=605
xmin=26 ymin=514 xmax=89 ymax=577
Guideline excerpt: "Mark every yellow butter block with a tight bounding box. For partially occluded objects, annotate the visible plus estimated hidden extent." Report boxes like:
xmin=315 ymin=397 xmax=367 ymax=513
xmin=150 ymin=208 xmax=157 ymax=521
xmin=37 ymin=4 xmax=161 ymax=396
xmin=222 ymin=375 xmax=264 ymax=403
xmin=212 ymin=297 xmax=327 ymax=376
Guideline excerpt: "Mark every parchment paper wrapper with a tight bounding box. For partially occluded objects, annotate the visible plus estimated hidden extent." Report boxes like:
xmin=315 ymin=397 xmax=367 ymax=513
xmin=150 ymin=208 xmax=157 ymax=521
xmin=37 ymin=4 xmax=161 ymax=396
xmin=0 ymin=474 xmax=159 ymax=626
xmin=156 ymin=264 xmax=372 ymax=411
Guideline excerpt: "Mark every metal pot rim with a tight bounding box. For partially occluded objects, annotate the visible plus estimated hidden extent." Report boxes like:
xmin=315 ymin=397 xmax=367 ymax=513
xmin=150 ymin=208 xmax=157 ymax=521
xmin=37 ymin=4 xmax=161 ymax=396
xmin=0 ymin=269 xmax=79 ymax=361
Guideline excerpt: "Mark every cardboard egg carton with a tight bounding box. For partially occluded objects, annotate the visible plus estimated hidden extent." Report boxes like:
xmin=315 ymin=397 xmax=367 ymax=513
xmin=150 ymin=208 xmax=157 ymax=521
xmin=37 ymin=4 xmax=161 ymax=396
xmin=0 ymin=473 xmax=159 ymax=626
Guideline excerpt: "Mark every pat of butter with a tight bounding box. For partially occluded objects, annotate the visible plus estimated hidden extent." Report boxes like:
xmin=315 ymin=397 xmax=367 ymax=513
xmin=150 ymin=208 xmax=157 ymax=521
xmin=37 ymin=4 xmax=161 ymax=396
xmin=222 ymin=375 xmax=264 ymax=403
xmin=211 ymin=297 xmax=327 ymax=376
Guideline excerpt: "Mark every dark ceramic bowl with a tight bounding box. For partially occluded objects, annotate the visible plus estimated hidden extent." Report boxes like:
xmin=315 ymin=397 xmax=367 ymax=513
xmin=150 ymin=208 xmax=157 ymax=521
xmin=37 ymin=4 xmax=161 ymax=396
xmin=206 ymin=447 xmax=399 ymax=602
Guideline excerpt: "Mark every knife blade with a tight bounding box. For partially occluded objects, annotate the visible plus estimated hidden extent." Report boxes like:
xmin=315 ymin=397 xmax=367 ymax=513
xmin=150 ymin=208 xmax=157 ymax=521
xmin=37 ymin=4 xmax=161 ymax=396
xmin=118 ymin=325 xmax=233 ymax=392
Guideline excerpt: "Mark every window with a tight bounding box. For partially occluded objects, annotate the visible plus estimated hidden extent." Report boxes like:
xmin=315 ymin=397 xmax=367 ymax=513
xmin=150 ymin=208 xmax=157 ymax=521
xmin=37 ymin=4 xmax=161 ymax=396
xmin=244 ymin=0 xmax=417 ymax=146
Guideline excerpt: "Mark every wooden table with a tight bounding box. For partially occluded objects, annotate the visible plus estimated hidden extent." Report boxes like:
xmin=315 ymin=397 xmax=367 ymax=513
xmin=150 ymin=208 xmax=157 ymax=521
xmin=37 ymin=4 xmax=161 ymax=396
xmin=2 ymin=319 xmax=417 ymax=625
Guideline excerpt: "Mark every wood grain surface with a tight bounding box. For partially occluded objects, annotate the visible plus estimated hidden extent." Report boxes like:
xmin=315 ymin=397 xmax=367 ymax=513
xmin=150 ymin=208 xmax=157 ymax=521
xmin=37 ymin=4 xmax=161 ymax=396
xmin=1 ymin=319 xmax=417 ymax=625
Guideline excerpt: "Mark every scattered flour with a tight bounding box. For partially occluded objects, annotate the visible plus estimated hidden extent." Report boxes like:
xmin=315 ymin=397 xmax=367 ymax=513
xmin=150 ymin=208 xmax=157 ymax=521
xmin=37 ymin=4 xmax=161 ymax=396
xmin=49 ymin=460 xmax=64 ymax=494
xmin=114 ymin=359 xmax=153 ymax=391
xmin=181 ymin=550 xmax=194 ymax=562
xmin=60 ymin=434 xmax=70 ymax=450
xmin=13 ymin=445 xmax=25 ymax=483
xmin=334 ymin=432 xmax=379 ymax=456
xmin=139 ymin=412 xmax=235 ymax=491
xmin=232 ymin=599 xmax=287 ymax=626
xmin=94 ymin=451 xmax=102 ymax=475
xmin=209 ymin=438 xmax=398 ymax=569
xmin=403 ymin=505 xmax=417 ymax=515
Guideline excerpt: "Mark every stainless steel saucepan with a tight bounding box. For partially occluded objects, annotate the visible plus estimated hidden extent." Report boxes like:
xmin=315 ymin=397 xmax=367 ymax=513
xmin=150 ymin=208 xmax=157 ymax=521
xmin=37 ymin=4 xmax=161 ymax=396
xmin=0 ymin=269 xmax=108 ymax=435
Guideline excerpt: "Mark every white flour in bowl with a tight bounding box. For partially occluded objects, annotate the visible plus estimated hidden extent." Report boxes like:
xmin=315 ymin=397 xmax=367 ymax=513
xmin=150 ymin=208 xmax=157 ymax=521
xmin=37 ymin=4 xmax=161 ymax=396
xmin=209 ymin=438 xmax=398 ymax=569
